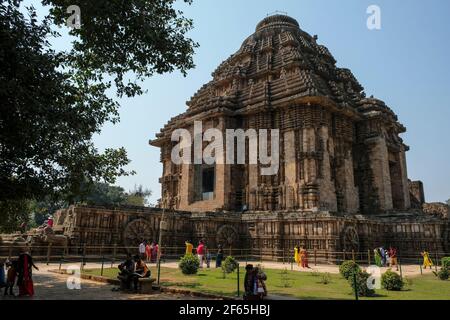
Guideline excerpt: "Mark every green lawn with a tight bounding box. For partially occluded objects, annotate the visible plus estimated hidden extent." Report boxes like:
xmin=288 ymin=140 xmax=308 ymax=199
xmin=82 ymin=265 xmax=450 ymax=300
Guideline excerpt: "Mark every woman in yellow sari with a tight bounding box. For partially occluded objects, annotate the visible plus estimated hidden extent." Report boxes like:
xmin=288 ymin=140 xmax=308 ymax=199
xmin=294 ymin=245 xmax=301 ymax=266
xmin=421 ymin=250 xmax=433 ymax=269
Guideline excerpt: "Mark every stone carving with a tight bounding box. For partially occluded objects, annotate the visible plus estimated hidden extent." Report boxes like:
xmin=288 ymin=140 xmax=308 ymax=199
xmin=216 ymin=225 xmax=239 ymax=248
xmin=123 ymin=219 xmax=154 ymax=249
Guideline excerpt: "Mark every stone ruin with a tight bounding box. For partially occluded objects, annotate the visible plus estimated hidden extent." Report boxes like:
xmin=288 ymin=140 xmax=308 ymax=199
xmin=1 ymin=15 xmax=448 ymax=261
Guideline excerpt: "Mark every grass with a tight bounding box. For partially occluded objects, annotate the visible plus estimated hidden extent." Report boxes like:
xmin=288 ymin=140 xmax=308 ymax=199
xmin=82 ymin=265 xmax=450 ymax=300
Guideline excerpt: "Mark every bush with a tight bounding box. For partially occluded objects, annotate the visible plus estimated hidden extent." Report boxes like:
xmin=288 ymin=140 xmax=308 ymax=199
xmin=381 ymin=270 xmax=404 ymax=291
xmin=221 ymin=256 xmax=239 ymax=276
xmin=441 ymin=257 xmax=450 ymax=270
xmin=320 ymin=272 xmax=331 ymax=285
xmin=179 ymin=254 xmax=200 ymax=275
xmin=348 ymin=270 xmax=375 ymax=297
xmin=434 ymin=268 xmax=449 ymax=281
xmin=339 ymin=260 xmax=361 ymax=280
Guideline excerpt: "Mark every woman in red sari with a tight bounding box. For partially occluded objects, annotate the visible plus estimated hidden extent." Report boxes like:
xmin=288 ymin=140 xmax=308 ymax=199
xmin=17 ymin=251 xmax=39 ymax=297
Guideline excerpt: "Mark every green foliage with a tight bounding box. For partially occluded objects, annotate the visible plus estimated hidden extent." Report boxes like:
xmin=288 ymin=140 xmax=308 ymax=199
xmin=441 ymin=257 xmax=450 ymax=270
xmin=178 ymin=254 xmax=200 ymax=275
xmin=280 ymin=268 xmax=293 ymax=288
xmin=381 ymin=270 xmax=404 ymax=291
xmin=433 ymin=268 xmax=449 ymax=281
xmin=43 ymin=0 xmax=198 ymax=98
xmin=339 ymin=260 xmax=361 ymax=280
xmin=221 ymin=256 xmax=239 ymax=276
xmin=0 ymin=200 xmax=32 ymax=233
xmin=0 ymin=0 xmax=196 ymax=228
xmin=320 ymin=272 xmax=332 ymax=285
xmin=348 ymin=270 xmax=375 ymax=297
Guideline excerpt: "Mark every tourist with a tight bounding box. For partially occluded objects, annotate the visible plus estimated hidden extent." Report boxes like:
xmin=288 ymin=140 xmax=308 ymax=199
xmin=131 ymin=255 xmax=151 ymax=292
xmin=294 ymin=245 xmax=300 ymax=267
xmin=185 ymin=240 xmax=193 ymax=255
xmin=216 ymin=244 xmax=224 ymax=268
xmin=152 ymin=242 xmax=159 ymax=263
xmin=197 ymin=240 xmax=205 ymax=268
xmin=47 ymin=215 xmax=54 ymax=228
xmin=243 ymin=264 xmax=257 ymax=300
xmin=17 ymin=250 xmax=39 ymax=297
xmin=117 ymin=253 xmax=135 ymax=291
xmin=145 ymin=241 xmax=151 ymax=262
xmin=4 ymin=260 xmax=17 ymax=296
xmin=389 ymin=246 xmax=399 ymax=271
xmin=385 ymin=248 xmax=391 ymax=267
xmin=254 ymin=267 xmax=268 ymax=300
xmin=374 ymin=248 xmax=382 ymax=267
xmin=379 ymin=247 xmax=386 ymax=266
xmin=139 ymin=240 xmax=146 ymax=260
xmin=206 ymin=247 xmax=211 ymax=268
xmin=300 ymin=247 xmax=309 ymax=268
xmin=0 ymin=260 xmax=5 ymax=289
xmin=421 ymin=250 xmax=433 ymax=269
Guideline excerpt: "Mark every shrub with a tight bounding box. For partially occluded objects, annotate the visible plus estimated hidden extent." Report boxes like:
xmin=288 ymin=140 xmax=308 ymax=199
xmin=221 ymin=256 xmax=239 ymax=277
xmin=339 ymin=260 xmax=361 ymax=280
xmin=441 ymin=257 xmax=450 ymax=270
xmin=320 ymin=272 xmax=331 ymax=285
xmin=348 ymin=270 xmax=375 ymax=297
xmin=381 ymin=270 xmax=404 ymax=291
xmin=179 ymin=254 xmax=200 ymax=275
xmin=433 ymin=268 xmax=449 ymax=281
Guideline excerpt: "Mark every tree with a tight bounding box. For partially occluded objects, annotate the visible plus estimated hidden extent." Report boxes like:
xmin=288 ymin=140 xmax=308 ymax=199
xmin=0 ymin=0 xmax=197 ymax=229
xmin=126 ymin=185 xmax=152 ymax=206
xmin=447 ymin=199 xmax=450 ymax=207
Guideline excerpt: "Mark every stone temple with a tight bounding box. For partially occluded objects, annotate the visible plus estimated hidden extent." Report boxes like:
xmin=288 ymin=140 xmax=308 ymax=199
xmin=148 ymin=14 xmax=448 ymax=257
xmin=2 ymin=15 xmax=448 ymax=260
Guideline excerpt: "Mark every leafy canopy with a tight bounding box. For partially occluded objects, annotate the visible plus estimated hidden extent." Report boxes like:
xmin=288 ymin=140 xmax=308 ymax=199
xmin=0 ymin=0 xmax=197 ymax=229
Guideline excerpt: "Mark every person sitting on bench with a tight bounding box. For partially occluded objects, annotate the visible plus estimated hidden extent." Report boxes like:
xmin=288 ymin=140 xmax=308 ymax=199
xmin=117 ymin=254 xmax=135 ymax=291
xmin=131 ymin=255 xmax=151 ymax=292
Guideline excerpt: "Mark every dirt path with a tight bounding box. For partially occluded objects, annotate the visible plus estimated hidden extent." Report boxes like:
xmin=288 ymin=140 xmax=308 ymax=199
xmin=0 ymin=263 xmax=211 ymax=300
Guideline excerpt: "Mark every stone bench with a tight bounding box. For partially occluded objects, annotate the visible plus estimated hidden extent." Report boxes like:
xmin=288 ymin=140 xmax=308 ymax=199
xmin=137 ymin=278 xmax=156 ymax=294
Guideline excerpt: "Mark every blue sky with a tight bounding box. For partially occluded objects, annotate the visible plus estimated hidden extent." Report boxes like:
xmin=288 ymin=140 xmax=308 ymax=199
xmin=34 ymin=0 xmax=450 ymax=204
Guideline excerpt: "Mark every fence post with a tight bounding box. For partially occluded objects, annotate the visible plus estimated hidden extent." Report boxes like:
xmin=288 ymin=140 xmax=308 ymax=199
xmin=101 ymin=254 xmax=105 ymax=276
xmin=81 ymin=243 xmax=86 ymax=271
xmin=46 ymin=243 xmax=52 ymax=265
xmin=314 ymin=249 xmax=317 ymax=266
xmin=434 ymin=250 xmax=439 ymax=273
xmin=236 ymin=263 xmax=240 ymax=297
xmin=367 ymin=249 xmax=371 ymax=265
xmin=353 ymin=272 xmax=359 ymax=301
xmin=419 ymin=257 xmax=423 ymax=275
xmin=111 ymin=243 xmax=117 ymax=268
xmin=352 ymin=250 xmax=355 ymax=262
xmin=59 ymin=252 xmax=63 ymax=271
xmin=399 ymin=259 xmax=403 ymax=279
xmin=343 ymin=250 xmax=346 ymax=262
xmin=157 ymin=258 xmax=161 ymax=286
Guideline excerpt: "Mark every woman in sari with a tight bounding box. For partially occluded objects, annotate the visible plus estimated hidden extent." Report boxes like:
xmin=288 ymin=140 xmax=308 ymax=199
xmin=294 ymin=245 xmax=300 ymax=267
xmin=421 ymin=250 xmax=433 ymax=269
xmin=300 ymin=247 xmax=309 ymax=268
xmin=374 ymin=248 xmax=382 ymax=267
xmin=17 ymin=250 xmax=39 ymax=297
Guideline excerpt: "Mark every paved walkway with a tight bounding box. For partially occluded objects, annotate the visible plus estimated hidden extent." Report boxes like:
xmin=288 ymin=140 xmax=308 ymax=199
xmin=0 ymin=263 xmax=212 ymax=300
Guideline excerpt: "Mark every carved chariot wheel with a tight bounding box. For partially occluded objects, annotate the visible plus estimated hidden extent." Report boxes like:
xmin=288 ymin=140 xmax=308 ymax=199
xmin=341 ymin=226 xmax=360 ymax=252
xmin=216 ymin=225 xmax=239 ymax=248
xmin=123 ymin=219 xmax=154 ymax=249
